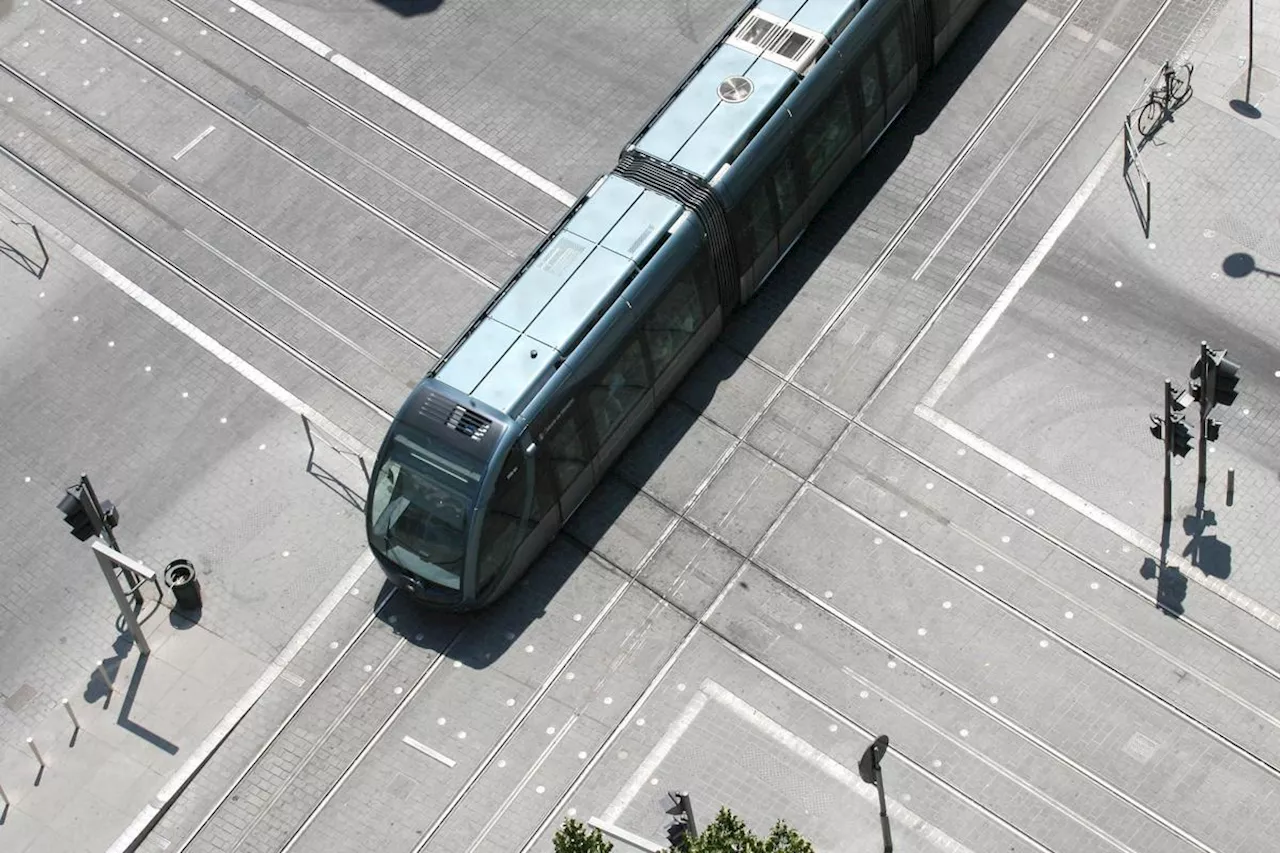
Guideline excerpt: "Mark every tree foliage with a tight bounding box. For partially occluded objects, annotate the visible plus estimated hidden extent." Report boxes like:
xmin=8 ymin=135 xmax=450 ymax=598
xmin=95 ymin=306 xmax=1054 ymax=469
xmin=683 ymin=808 xmax=815 ymax=853
xmin=552 ymin=818 xmax=613 ymax=853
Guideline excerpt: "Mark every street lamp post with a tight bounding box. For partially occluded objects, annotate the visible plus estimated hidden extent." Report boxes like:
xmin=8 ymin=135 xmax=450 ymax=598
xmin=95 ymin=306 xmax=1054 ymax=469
xmin=859 ymin=735 xmax=893 ymax=853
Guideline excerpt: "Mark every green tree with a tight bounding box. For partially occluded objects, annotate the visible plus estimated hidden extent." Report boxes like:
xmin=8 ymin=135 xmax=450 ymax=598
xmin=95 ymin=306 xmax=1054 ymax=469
xmin=552 ymin=818 xmax=613 ymax=853
xmin=682 ymin=808 xmax=815 ymax=853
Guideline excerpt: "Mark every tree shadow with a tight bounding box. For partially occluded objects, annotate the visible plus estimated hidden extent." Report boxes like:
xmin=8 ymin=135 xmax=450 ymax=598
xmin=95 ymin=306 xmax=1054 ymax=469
xmin=367 ymin=0 xmax=442 ymax=16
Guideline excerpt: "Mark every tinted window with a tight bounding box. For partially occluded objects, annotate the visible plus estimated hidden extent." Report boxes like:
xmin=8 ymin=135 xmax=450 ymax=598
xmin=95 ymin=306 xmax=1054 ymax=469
xmin=477 ymin=450 xmax=528 ymax=589
xmin=860 ymin=55 xmax=883 ymax=114
xmin=799 ymin=84 xmax=856 ymax=183
xmin=772 ymin=154 xmax=802 ymax=225
xmin=882 ymin=17 xmax=910 ymax=88
xmin=735 ymin=182 xmax=777 ymax=264
xmin=586 ymin=335 xmax=650 ymax=444
xmin=540 ymin=398 xmax=592 ymax=496
xmin=643 ymin=273 xmax=705 ymax=378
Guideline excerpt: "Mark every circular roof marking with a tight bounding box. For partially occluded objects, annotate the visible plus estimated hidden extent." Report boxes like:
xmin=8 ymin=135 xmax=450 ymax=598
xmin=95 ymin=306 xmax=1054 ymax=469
xmin=718 ymin=76 xmax=754 ymax=103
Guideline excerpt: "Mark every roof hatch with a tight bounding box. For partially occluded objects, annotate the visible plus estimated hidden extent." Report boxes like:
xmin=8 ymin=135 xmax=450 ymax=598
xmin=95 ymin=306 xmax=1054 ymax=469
xmin=726 ymin=8 xmax=827 ymax=75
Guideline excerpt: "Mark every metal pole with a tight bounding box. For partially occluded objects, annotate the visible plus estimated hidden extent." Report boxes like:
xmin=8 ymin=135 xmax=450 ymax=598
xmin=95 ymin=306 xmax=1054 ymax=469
xmin=1246 ymin=0 xmax=1254 ymax=104
xmin=79 ymin=473 xmax=120 ymax=552
xmin=1197 ymin=343 xmax=1209 ymax=488
xmin=875 ymin=766 xmax=893 ymax=852
xmin=1163 ymin=379 xmax=1173 ymax=523
xmin=1227 ymin=468 xmax=1235 ymax=506
xmin=91 ymin=541 xmax=151 ymax=655
xmin=27 ymin=737 xmax=45 ymax=767
xmin=61 ymin=698 xmax=80 ymax=731
xmin=0 ymin=779 xmax=9 ymax=806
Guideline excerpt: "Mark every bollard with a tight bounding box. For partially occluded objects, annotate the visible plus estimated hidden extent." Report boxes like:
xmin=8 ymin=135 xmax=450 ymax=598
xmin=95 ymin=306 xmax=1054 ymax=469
xmin=27 ymin=737 xmax=45 ymax=767
xmin=96 ymin=660 xmax=114 ymax=693
xmin=61 ymin=698 xmax=80 ymax=731
xmin=1226 ymin=468 xmax=1235 ymax=506
xmin=0 ymin=779 xmax=9 ymax=806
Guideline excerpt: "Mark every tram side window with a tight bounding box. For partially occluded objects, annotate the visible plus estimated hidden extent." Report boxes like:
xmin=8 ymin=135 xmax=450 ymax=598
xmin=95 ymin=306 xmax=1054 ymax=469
xmin=734 ymin=181 xmax=777 ymax=264
xmin=798 ymin=83 xmax=856 ymax=185
xmin=586 ymin=335 xmax=650 ymax=445
xmin=772 ymin=153 xmax=802 ymax=226
xmin=881 ymin=16 xmax=910 ymax=88
xmin=642 ymin=271 xmax=705 ymax=379
xmin=860 ymin=54 xmax=884 ymax=114
xmin=477 ymin=450 xmax=527 ymax=589
xmin=541 ymin=399 xmax=592 ymax=498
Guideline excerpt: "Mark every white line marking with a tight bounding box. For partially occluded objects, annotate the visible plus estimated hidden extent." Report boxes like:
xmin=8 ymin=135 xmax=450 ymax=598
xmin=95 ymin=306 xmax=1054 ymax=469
xmin=702 ymin=681 xmax=973 ymax=853
xmin=601 ymin=690 xmax=709 ymax=824
xmin=921 ymin=136 xmax=1122 ymax=408
xmin=173 ymin=125 xmax=215 ymax=160
xmin=107 ymin=550 xmax=374 ymax=853
xmin=228 ymin=0 xmax=333 ymax=58
xmin=402 ymin=736 xmax=457 ymax=768
xmin=0 ymin=189 xmax=373 ymax=461
xmin=586 ymin=818 xmax=665 ymax=853
xmin=916 ymin=406 xmax=1280 ymax=631
xmin=226 ymin=0 xmax=574 ymax=207
xmin=279 ymin=671 xmax=305 ymax=688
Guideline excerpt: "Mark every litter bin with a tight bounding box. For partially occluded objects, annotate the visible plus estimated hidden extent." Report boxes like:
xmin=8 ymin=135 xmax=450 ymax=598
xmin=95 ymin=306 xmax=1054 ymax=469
xmin=164 ymin=559 xmax=202 ymax=611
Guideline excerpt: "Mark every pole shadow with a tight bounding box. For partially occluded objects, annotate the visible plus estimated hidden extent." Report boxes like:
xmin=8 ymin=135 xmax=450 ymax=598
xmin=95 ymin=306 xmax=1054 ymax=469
xmin=116 ymin=653 xmax=180 ymax=755
xmin=0 ymin=220 xmax=49 ymax=278
xmin=303 ymin=415 xmax=369 ymax=513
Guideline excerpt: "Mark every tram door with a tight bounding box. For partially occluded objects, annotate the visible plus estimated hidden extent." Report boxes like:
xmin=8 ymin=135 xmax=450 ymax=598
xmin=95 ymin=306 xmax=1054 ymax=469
xmin=855 ymin=50 xmax=887 ymax=153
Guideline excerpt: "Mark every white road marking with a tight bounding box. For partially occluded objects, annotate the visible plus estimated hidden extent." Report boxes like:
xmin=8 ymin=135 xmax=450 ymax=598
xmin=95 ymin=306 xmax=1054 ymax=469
xmin=107 ymin=550 xmax=374 ymax=853
xmin=402 ymin=735 xmax=457 ymax=768
xmin=0 ymin=189 xmax=372 ymax=460
xmin=279 ymin=671 xmax=306 ymax=688
xmin=920 ymin=136 xmax=1122 ymax=408
xmin=702 ymin=681 xmax=973 ymax=853
xmin=228 ymin=0 xmax=575 ymax=207
xmin=586 ymin=818 xmax=665 ymax=853
xmin=601 ymin=689 xmax=708 ymax=824
xmin=916 ymin=406 xmax=1280 ymax=632
xmin=173 ymin=125 xmax=215 ymax=160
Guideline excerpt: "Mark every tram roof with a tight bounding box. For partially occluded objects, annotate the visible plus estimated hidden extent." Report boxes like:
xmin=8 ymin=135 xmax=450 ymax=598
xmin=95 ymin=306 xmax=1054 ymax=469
xmin=630 ymin=0 xmax=862 ymax=180
xmin=435 ymin=175 xmax=682 ymax=417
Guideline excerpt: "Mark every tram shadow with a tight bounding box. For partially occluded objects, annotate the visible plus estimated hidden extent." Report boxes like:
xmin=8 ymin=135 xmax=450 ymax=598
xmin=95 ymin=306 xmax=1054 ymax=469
xmin=725 ymin=0 xmax=1022 ymax=362
xmin=367 ymin=0 xmax=1023 ymax=664
xmin=373 ymin=538 xmax=592 ymax=669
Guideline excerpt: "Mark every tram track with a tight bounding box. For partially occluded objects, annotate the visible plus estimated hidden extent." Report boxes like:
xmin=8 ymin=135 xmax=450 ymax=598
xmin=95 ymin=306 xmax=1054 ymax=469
xmin=154 ymin=0 xmax=1279 ymax=850
xmin=0 ymin=55 xmax=444 ymax=363
xmin=81 ymin=0 xmax=1271 ymax=850
xmin=49 ymin=0 xmax=552 ymax=237
xmin=27 ymin=0 xmax=504 ymax=292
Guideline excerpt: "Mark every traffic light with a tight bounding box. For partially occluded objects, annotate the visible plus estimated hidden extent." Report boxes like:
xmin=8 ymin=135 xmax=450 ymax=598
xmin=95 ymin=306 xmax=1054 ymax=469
xmin=1211 ymin=353 xmax=1240 ymax=407
xmin=1190 ymin=346 xmax=1241 ymax=409
xmin=57 ymin=486 xmax=99 ymax=541
xmin=665 ymin=792 xmax=696 ymax=850
xmin=1205 ymin=419 xmax=1221 ymax=442
xmin=1149 ymin=413 xmax=1193 ymax=457
xmin=1171 ymin=415 xmax=1193 ymax=457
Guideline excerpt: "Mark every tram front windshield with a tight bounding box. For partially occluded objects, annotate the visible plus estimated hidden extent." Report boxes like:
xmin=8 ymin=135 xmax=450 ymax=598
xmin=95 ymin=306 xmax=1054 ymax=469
xmin=369 ymin=426 xmax=484 ymax=591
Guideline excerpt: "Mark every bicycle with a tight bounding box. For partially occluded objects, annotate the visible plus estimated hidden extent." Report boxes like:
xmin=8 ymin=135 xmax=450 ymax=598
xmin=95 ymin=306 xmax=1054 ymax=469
xmin=1136 ymin=60 xmax=1194 ymax=138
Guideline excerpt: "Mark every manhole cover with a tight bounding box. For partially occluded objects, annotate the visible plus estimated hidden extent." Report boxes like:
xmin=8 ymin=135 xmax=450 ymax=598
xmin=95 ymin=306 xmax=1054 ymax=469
xmin=1122 ymin=732 xmax=1159 ymax=764
xmin=4 ymin=682 xmax=38 ymax=713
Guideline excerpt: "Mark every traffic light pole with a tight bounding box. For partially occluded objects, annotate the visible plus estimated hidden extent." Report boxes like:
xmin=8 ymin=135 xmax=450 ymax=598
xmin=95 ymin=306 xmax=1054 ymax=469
xmin=1196 ymin=342 xmax=1214 ymax=492
xmin=80 ymin=473 xmax=120 ymax=552
xmin=1163 ymin=379 xmax=1173 ymax=524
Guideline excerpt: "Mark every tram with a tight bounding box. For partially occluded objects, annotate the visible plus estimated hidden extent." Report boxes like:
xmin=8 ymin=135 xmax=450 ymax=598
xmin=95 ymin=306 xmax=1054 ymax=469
xmin=366 ymin=0 xmax=988 ymax=610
